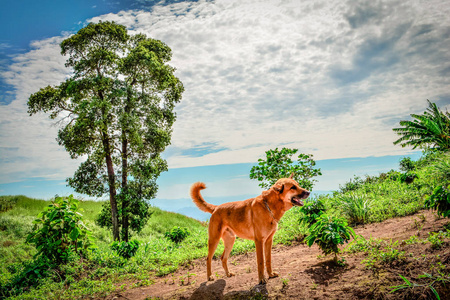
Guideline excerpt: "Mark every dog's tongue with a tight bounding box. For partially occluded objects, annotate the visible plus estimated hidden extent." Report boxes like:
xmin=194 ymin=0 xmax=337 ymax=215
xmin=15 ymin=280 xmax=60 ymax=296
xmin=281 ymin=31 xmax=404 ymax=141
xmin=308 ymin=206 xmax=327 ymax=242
xmin=291 ymin=197 xmax=304 ymax=206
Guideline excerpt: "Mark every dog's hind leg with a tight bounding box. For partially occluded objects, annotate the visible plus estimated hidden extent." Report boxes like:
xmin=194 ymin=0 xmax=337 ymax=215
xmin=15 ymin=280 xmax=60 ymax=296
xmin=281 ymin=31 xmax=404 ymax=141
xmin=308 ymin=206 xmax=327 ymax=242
xmin=220 ymin=228 xmax=236 ymax=277
xmin=207 ymin=219 xmax=222 ymax=281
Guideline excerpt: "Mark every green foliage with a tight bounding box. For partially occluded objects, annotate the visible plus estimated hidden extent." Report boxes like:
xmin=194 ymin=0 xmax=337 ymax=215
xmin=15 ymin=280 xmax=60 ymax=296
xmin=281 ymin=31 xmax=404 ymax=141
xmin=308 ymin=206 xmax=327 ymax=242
xmin=0 ymin=256 xmax=53 ymax=298
xmin=249 ymin=147 xmax=322 ymax=190
xmin=110 ymin=240 xmax=140 ymax=259
xmin=425 ymin=185 xmax=450 ymax=218
xmin=336 ymin=193 xmax=371 ymax=225
xmin=399 ymin=171 xmax=418 ymax=184
xmin=399 ymin=157 xmax=417 ymax=172
xmin=0 ymin=196 xmax=18 ymax=212
xmin=393 ymin=100 xmax=450 ymax=151
xmin=96 ymin=189 xmax=154 ymax=240
xmin=164 ymin=226 xmax=190 ymax=243
xmin=338 ymin=176 xmax=365 ymax=193
xmin=390 ymin=272 xmax=449 ymax=300
xmin=427 ymin=230 xmax=450 ymax=250
xmin=26 ymin=195 xmax=95 ymax=265
xmin=299 ymin=199 xmax=326 ymax=225
xmin=305 ymin=214 xmax=355 ymax=260
xmin=362 ymin=241 xmax=406 ymax=269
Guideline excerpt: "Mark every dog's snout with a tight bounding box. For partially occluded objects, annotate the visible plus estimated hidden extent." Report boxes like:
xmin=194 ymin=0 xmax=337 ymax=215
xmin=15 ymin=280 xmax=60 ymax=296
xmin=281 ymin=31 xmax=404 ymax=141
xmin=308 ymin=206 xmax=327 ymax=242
xmin=302 ymin=190 xmax=310 ymax=199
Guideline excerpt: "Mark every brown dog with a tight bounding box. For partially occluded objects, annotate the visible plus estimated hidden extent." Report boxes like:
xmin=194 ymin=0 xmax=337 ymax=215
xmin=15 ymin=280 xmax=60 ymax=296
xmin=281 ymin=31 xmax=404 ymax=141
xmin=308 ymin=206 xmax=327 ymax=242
xmin=190 ymin=175 xmax=310 ymax=284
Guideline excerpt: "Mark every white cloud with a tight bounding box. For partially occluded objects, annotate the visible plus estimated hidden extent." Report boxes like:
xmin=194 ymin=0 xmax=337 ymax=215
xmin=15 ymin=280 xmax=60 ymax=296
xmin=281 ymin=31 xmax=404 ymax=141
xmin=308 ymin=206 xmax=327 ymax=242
xmin=1 ymin=0 xmax=450 ymax=185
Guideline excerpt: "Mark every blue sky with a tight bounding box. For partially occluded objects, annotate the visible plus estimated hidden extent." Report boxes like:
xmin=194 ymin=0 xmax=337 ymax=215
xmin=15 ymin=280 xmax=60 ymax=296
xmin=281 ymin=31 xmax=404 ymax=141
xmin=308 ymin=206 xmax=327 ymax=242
xmin=1 ymin=0 xmax=449 ymax=220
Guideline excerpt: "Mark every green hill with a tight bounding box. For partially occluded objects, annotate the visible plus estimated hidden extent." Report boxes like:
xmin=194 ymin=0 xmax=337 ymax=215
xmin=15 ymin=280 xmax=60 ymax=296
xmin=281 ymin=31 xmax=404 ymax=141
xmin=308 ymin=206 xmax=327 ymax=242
xmin=0 ymin=151 xmax=449 ymax=299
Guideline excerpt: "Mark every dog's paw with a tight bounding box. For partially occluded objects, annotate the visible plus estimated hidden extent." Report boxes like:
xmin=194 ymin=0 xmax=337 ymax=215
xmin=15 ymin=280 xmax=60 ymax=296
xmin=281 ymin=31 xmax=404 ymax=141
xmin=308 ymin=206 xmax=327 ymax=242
xmin=269 ymin=271 xmax=279 ymax=278
xmin=259 ymin=277 xmax=267 ymax=285
xmin=226 ymin=272 xmax=235 ymax=277
xmin=208 ymin=275 xmax=215 ymax=281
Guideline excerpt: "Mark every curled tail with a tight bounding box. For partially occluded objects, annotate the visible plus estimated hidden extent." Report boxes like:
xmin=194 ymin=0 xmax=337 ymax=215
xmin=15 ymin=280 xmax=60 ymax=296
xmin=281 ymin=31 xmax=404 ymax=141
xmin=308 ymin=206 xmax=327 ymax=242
xmin=190 ymin=182 xmax=216 ymax=214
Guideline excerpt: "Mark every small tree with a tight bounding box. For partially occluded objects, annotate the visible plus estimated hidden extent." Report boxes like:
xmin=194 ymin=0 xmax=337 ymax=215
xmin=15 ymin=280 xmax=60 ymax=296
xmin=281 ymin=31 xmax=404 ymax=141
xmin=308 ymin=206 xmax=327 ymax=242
xmin=26 ymin=195 xmax=95 ymax=265
xmin=305 ymin=214 xmax=355 ymax=262
xmin=250 ymin=147 xmax=322 ymax=190
xmin=28 ymin=21 xmax=184 ymax=241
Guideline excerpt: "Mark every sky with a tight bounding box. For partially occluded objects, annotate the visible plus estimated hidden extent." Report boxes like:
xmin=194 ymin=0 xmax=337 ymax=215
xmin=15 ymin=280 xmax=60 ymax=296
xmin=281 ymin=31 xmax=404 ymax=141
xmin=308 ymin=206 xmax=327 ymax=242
xmin=1 ymin=0 xmax=449 ymax=220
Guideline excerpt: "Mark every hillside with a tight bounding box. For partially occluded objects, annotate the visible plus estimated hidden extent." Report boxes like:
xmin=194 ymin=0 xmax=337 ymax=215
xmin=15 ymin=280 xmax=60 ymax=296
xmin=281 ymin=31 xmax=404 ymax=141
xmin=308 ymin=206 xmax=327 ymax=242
xmin=1 ymin=151 xmax=449 ymax=299
xmin=106 ymin=210 xmax=450 ymax=300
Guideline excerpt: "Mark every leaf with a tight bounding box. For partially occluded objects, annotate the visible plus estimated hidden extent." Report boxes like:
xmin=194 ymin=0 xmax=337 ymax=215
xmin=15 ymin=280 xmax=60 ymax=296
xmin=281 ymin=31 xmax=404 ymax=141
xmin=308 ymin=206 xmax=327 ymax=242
xmin=70 ymin=227 xmax=81 ymax=241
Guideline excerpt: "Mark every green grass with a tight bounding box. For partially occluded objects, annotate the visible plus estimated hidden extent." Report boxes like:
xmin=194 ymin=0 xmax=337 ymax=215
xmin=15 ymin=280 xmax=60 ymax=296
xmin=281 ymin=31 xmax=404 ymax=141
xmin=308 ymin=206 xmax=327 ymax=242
xmin=1 ymin=151 xmax=449 ymax=299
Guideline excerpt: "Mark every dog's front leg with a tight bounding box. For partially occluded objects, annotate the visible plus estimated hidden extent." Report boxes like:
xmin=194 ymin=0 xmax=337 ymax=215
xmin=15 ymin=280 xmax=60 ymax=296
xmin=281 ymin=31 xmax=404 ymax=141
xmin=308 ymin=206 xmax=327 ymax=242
xmin=255 ymin=239 xmax=266 ymax=284
xmin=264 ymin=233 xmax=279 ymax=278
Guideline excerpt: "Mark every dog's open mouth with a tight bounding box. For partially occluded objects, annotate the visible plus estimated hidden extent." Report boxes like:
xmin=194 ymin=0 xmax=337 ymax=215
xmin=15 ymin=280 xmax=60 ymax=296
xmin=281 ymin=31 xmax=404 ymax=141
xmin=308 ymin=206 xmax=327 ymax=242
xmin=291 ymin=196 xmax=304 ymax=206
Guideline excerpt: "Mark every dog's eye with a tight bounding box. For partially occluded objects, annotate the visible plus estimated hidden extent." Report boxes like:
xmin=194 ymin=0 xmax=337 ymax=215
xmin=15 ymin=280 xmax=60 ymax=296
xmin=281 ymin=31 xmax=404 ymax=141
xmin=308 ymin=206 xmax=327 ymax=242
xmin=290 ymin=186 xmax=297 ymax=190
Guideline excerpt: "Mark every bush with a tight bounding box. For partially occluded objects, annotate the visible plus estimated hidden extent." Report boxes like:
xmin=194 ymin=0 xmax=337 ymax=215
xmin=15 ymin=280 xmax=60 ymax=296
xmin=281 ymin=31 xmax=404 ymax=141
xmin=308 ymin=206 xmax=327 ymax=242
xmin=110 ymin=240 xmax=140 ymax=259
xmin=299 ymin=199 xmax=326 ymax=225
xmin=399 ymin=157 xmax=416 ymax=172
xmin=26 ymin=195 xmax=96 ymax=265
xmin=0 ymin=196 xmax=18 ymax=212
xmin=399 ymin=172 xmax=418 ymax=184
xmin=339 ymin=176 xmax=364 ymax=193
xmin=305 ymin=214 xmax=355 ymax=261
xmin=425 ymin=185 xmax=450 ymax=218
xmin=164 ymin=226 xmax=190 ymax=243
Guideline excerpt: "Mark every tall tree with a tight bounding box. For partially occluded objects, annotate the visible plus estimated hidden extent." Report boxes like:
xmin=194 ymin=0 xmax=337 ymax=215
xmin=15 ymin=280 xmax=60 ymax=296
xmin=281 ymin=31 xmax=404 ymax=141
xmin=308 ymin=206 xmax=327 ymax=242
xmin=28 ymin=21 xmax=184 ymax=241
xmin=250 ymin=148 xmax=322 ymax=191
xmin=393 ymin=100 xmax=450 ymax=151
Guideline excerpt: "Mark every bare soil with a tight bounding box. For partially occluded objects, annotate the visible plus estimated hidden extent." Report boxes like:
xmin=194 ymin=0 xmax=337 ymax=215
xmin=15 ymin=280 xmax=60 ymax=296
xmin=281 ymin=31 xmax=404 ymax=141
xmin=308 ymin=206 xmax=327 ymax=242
xmin=105 ymin=210 xmax=450 ymax=300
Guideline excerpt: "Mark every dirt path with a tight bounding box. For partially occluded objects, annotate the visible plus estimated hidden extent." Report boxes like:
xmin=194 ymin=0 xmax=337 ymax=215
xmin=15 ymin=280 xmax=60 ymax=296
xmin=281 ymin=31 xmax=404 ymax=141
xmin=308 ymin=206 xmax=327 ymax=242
xmin=106 ymin=210 xmax=449 ymax=300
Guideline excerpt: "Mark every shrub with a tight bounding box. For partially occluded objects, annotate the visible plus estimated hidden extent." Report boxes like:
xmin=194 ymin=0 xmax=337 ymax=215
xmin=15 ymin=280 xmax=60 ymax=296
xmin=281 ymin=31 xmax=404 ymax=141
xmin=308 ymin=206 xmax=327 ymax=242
xmin=336 ymin=193 xmax=371 ymax=225
xmin=425 ymin=185 xmax=450 ymax=218
xmin=305 ymin=214 xmax=355 ymax=261
xmin=110 ymin=240 xmax=140 ymax=259
xmin=26 ymin=195 xmax=96 ymax=265
xmin=299 ymin=199 xmax=326 ymax=225
xmin=0 ymin=256 xmax=52 ymax=298
xmin=164 ymin=226 xmax=190 ymax=243
xmin=0 ymin=196 xmax=18 ymax=212
xmin=399 ymin=172 xmax=418 ymax=184
xmin=339 ymin=176 xmax=364 ymax=193
xmin=399 ymin=157 xmax=416 ymax=172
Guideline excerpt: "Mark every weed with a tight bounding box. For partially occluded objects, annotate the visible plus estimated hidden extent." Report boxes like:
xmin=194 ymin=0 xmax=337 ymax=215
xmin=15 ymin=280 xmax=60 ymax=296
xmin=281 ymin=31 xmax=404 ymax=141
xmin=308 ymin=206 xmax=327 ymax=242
xmin=427 ymin=231 xmax=449 ymax=250
xmin=281 ymin=277 xmax=290 ymax=288
xmin=390 ymin=272 xmax=450 ymax=299
xmin=362 ymin=240 xmax=406 ymax=270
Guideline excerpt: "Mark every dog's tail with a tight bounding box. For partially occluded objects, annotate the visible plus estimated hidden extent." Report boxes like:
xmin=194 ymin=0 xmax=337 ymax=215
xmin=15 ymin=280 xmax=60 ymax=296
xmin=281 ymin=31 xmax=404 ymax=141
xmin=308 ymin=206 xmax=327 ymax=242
xmin=190 ymin=182 xmax=216 ymax=214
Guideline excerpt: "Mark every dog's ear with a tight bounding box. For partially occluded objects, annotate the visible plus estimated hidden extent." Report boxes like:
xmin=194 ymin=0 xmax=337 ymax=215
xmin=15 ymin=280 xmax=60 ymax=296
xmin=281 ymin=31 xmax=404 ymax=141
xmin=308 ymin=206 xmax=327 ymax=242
xmin=289 ymin=173 xmax=295 ymax=179
xmin=272 ymin=183 xmax=284 ymax=194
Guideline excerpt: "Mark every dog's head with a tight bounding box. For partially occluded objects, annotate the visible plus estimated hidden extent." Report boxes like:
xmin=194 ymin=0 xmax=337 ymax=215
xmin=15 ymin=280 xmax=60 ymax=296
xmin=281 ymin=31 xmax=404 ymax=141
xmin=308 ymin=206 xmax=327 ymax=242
xmin=271 ymin=175 xmax=310 ymax=208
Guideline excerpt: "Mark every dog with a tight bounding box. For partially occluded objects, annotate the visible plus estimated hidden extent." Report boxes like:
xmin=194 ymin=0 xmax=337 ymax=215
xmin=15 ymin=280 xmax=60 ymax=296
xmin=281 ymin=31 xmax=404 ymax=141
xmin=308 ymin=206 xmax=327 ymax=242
xmin=190 ymin=174 xmax=310 ymax=284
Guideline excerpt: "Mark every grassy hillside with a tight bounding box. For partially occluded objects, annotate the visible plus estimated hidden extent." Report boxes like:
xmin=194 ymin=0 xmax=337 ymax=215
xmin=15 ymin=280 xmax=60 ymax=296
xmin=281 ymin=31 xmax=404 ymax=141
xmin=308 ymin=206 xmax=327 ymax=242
xmin=0 ymin=151 xmax=449 ymax=299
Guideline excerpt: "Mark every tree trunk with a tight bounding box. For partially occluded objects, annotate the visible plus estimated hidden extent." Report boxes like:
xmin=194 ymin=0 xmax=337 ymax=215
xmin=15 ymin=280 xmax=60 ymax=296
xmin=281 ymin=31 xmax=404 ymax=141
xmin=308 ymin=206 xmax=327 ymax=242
xmin=121 ymin=133 xmax=129 ymax=242
xmin=103 ymin=135 xmax=120 ymax=241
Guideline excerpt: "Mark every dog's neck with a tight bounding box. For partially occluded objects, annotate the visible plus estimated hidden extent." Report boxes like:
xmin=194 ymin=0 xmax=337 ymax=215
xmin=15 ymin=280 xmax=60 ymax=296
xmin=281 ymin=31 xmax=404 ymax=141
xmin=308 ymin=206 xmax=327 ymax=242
xmin=263 ymin=198 xmax=280 ymax=224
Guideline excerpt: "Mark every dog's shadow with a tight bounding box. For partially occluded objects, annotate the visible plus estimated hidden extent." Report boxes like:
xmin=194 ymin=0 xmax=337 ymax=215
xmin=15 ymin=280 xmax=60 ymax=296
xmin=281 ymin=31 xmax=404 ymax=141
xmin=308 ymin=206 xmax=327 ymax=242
xmin=189 ymin=279 xmax=269 ymax=300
